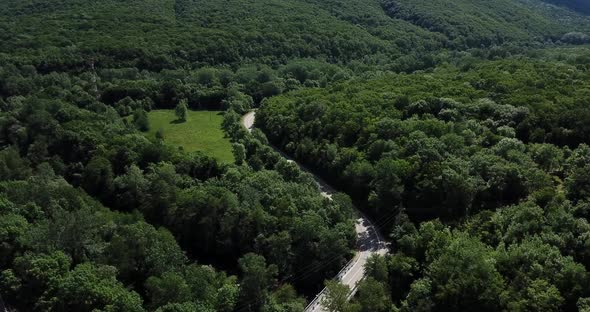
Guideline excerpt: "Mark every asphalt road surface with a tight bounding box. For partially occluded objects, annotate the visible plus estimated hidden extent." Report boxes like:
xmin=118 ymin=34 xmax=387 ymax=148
xmin=241 ymin=111 xmax=388 ymax=312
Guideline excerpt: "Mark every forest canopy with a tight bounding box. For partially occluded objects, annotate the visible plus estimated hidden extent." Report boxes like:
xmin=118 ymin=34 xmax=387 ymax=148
xmin=257 ymin=47 xmax=590 ymax=310
xmin=0 ymin=0 xmax=589 ymax=311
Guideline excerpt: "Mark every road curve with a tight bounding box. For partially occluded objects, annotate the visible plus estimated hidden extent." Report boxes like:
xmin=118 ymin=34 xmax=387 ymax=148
xmin=241 ymin=111 xmax=388 ymax=311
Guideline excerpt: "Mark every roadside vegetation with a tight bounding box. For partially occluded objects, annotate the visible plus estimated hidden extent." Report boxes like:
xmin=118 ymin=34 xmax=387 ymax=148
xmin=257 ymin=48 xmax=590 ymax=311
xmin=0 ymin=0 xmax=589 ymax=311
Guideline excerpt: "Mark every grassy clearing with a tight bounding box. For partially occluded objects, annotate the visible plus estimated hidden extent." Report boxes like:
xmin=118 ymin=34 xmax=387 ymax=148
xmin=146 ymin=110 xmax=234 ymax=163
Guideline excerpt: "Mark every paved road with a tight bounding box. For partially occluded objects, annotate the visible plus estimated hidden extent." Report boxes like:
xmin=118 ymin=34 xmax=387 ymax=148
xmin=241 ymin=111 xmax=388 ymax=311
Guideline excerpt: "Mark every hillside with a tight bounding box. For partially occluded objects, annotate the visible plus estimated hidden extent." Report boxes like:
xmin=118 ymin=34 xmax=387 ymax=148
xmin=383 ymin=0 xmax=590 ymax=48
xmin=257 ymin=48 xmax=590 ymax=310
xmin=541 ymin=0 xmax=590 ymax=14
xmin=258 ymin=47 xmax=590 ymax=218
xmin=0 ymin=0 xmax=589 ymax=311
xmin=0 ymin=0 xmax=442 ymax=69
xmin=0 ymin=0 xmax=588 ymax=71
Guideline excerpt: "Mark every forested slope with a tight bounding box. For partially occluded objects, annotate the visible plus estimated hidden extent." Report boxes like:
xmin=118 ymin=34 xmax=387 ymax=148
xmin=0 ymin=0 xmax=442 ymax=69
xmin=258 ymin=47 xmax=590 ymax=221
xmin=0 ymin=72 xmax=358 ymax=311
xmin=0 ymin=1 xmax=375 ymax=310
xmin=383 ymin=0 xmax=590 ymax=48
xmin=0 ymin=0 xmax=589 ymax=311
xmin=257 ymin=47 xmax=590 ymax=311
xmin=541 ymin=0 xmax=590 ymax=14
xmin=1 ymin=0 xmax=588 ymax=70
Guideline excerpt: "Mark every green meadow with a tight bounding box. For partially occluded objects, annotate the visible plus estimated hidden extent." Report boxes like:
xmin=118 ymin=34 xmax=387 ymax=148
xmin=146 ymin=110 xmax=234 ymax=163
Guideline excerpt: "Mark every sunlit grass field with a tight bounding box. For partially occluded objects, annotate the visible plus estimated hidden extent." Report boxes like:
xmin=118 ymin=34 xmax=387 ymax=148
xmin=146 ymin=110 xmax=234 ymax=163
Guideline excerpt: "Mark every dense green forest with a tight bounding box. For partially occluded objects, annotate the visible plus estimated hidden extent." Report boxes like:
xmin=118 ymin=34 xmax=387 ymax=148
xmin=257 ymin=48 xmax=590 ymax=310
xmin=0 ymin=0 xmax=589 ymax=311
xmin=541 ymin=0 xmax=590 ymax=14
xmin=0 ymin=81 xmax=357 ymax=311
xmin=259 ymin=49 xmax=590 ymax=209
xmin=383 ymin=0 xmax=590 ymax=47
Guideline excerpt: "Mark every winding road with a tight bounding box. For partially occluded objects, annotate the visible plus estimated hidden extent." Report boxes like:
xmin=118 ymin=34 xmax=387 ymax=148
xmin=241 ymin=111 xmax=388 ymax=311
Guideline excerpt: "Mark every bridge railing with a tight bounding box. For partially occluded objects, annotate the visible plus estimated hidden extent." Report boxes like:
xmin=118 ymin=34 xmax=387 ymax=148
xmin=303 ymin=252 xmax=362 ymax=311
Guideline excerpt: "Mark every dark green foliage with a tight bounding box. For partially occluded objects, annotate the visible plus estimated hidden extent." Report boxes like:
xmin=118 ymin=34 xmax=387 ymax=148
xmin=134 ymin=109 xmax=150 ymax=132
xmin=0 ymin=0 xmax=589 ymax=311
xmin=0 ymin=141 xmax=338 ymax=310
xmin=258 ymin=52 xmax=590 ymax=222
xmin=175 ymin=101 xmax=188 ymax=122
xmin=541 ymin=0 xmax=590 ymax=14
xmin=357 ymin=277 xmax=391 ymax=312
xmin=566 ymin=164 xmax=590 ymax=202
xmin=258 ymin=48 xmax=590 ymax=311
xmin=350 ymin=197 xmax=590 ymax=311
xmin=237 ymin=253 xmax=277 ymax=312
xmin=382 ymin=0 xmax=590 ymax=48
xmin=82 ymin=156 xmax=114 ymax=202
xmin=0 ymin=59 xmax=355 ymax=311
xmin=52 ymin=262 xmax=145 ymax=312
